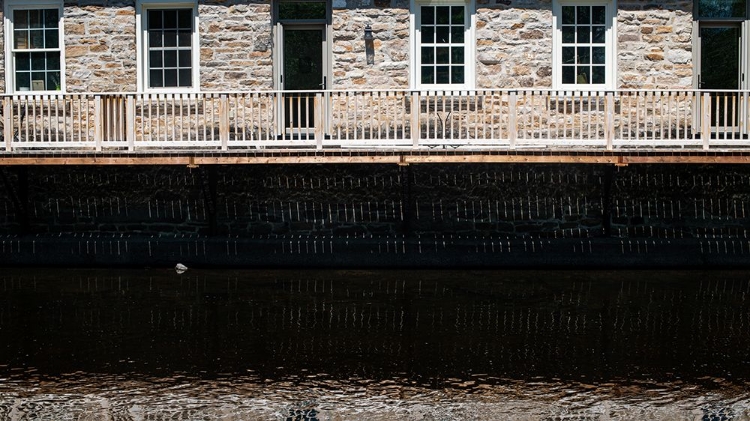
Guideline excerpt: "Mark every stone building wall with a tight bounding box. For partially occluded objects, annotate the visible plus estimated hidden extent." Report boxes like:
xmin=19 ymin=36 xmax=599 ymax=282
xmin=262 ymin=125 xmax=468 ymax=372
xmin=0 ymin=0 xmax=699 ymax=93
xmin=476 ymin=4 xmax=553 ymax=89
xmin=199 ymin=0 xmax=274 ymax=90
xmin=331 ymin=7 xmax=410 ymax=89
xmin=64 ymin=0 xmax=137 ymax=92
xmin=617 ymin=0 xmax=693 ymax=89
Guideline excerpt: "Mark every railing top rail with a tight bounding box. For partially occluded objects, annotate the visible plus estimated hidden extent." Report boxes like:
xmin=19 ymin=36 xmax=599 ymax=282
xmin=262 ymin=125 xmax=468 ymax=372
xmin=2 ymin=88 xmax=750 ymax=98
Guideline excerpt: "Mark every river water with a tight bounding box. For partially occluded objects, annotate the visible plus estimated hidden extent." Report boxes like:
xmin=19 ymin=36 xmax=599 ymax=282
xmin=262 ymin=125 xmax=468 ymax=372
xmin=0 ymin=268 xmax=749 ymax=420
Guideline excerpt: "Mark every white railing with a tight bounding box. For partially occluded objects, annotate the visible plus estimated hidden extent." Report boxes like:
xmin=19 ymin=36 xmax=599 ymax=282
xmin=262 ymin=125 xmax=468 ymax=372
xmin=2 ymin=89 xmax=749 ymax=152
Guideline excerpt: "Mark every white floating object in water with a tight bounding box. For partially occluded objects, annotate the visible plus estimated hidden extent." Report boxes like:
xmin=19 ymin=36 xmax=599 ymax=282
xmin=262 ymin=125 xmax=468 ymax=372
xmin=175 ymin=263 xmax=188 ymax=274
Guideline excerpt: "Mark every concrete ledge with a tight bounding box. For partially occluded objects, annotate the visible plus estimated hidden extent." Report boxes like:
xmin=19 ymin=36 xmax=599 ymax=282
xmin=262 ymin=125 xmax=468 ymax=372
xmin=3 ymin=149 xmax=750 ymax=165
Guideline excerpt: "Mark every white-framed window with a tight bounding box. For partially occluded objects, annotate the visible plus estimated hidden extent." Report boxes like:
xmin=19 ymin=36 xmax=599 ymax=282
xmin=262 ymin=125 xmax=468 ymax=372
xmin=411 ymin=0 xmax=475 ymax=89
xmin=3 ymin=2 xmax=64 ymax=93
xmin=136 ymin=1 xmax=199 ymax=91
xmin=553 ymin=0 xmax=616 ymax=89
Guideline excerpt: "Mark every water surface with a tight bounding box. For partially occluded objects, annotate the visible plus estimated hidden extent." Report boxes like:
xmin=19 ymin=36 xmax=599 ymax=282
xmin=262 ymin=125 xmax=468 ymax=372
xmin=0 ymin=269 xmax=748 ymax=420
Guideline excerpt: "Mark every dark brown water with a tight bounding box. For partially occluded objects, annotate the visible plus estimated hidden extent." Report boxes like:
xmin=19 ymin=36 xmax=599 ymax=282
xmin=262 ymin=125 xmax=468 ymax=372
xmin=0 ymin=269 xmax=749 ymax=420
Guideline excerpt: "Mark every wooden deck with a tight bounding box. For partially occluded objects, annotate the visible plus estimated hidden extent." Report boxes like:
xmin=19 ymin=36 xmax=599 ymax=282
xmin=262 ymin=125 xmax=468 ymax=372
xmin=2 ymin=89 xmax=750 ymax=165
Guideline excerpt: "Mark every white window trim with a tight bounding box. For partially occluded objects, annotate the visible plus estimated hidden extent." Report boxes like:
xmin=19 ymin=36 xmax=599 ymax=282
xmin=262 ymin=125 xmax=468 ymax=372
xmin=3 ymin=0 xmax=65 ymax=94
xmin=136 ymin=0 xmax=200 ymax=92
xmin=409 ymin=0 xmax=476 ymax=90
xmin=552 ymin=0 xmax=617 ymax=90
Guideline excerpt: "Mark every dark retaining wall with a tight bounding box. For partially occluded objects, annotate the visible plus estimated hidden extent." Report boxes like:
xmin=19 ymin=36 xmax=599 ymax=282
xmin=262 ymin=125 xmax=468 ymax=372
xmin=1 ymin=163 xmax=749 ymax=267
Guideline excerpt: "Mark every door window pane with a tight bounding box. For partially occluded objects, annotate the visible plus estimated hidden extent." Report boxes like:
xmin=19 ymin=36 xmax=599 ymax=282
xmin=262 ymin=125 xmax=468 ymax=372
xmin=700 ymin=26 xmax=740 ymax=90
xmin=282 ymin=28 xmax=323 ymax=90
xmin=698 ymin=0 xmax=745 ymax=18
xmin=278 ymin=2 xmax=327 ymax=20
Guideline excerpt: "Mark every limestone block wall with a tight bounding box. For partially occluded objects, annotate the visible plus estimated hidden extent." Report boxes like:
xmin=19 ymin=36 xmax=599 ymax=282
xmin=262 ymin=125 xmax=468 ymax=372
xmin=199 ymin=0 xmax=274 ymax=90
xmin=331 ymin=7 xmax=410 ymax=89
xmin=617 ymin=0 xmax=693 ymax=89
xmin=0 ymin=0 xmax=698 ymax=93
xmin=3 ymin=164 xmax=750 ymax=245
xmin=64 ymin=1 xmax=137 ymax=92
xmin=476 ymin=4 xmax=553 ymax=89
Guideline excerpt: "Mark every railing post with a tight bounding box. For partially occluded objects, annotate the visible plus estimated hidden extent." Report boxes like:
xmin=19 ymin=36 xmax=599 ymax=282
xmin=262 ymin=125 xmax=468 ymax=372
xmin=701 ymin=92 xmax=711 ymax=150
xmin=219 ymin=94 xmax=229 ymax=151
xmin=508 ymin=91 xmax=517 ymax=148
xmin=410 ymin=92 xmax=420 ymax=147
xmin=126 ymin=96 xmax=136 ymax=151
xmin=605 ymin=92 xmax=615 ymax=150
xmin=3 ymin=97 xmax=12 ymax=151
xmin=314 ymin=93 xmax=323 ymax=150
xmin=94 ymin=95 xmax=103 ymax=151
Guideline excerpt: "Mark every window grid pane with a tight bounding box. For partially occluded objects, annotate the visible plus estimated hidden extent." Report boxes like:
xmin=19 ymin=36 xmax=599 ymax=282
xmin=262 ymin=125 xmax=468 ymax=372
xmin=12 ymin=9 xmax=61 ymax=91
xmin=13 ymin=9 xmax=59 ymax=50
xmin=147 ymin=8 xmax=193 ymax=88
xmin=560 ymin=4 xmax=607 ymax=86
xmin=419 ymin=5 xmax=466 ymax=86
xmin=15 ymin=52 xmax=61 ymax=91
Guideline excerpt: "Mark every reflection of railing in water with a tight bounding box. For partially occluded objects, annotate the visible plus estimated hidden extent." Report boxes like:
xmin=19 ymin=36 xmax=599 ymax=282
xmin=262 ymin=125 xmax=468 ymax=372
xmin=3 ymin=90 xmax=750 ymax=152
xmin=1 ymin=270 xmax=749 ymax=383
xmin=0 ymin=271 xmax=748 ymax=420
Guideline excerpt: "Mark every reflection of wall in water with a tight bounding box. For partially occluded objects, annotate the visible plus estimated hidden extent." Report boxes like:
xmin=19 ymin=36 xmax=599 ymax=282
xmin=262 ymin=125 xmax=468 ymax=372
xmin=0 ymin=271 xmax=748 ymax=382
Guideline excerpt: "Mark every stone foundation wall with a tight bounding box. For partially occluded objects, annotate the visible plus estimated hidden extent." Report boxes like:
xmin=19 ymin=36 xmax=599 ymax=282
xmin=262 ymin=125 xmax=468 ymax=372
xmin=1 ymin=164 xmax=748 ymax=240
xmin=2 ymin=163 xmax=750 ymax=266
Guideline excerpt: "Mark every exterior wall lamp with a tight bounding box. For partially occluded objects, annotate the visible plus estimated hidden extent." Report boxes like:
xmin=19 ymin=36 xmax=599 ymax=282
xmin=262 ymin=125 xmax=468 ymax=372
xmin=364 ymin=24 xmax=375 ymax=65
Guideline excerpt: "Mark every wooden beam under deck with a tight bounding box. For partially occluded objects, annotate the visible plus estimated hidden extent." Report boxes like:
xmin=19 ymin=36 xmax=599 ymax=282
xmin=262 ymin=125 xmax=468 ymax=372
xmin=3 ymin=150 xmax=750 ymax=165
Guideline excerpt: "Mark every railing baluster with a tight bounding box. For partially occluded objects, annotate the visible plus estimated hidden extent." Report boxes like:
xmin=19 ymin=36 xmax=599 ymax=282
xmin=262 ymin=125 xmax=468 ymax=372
xmin=368 ymin=91 xmax=374 ymax=141
xmin=94 ymin=95 xmax=102 ymax=151
xmin=702 ymin=92 xmax=711 ymax=150
xmin=580 ymin=91 xmax=585 ymax=141
xmin=509 ymin=91 xmax=517 ymax=149
xmin=475 ymin=91 xmax=482 ymax=142
xmin=686 ymin=91 xmax=693 ymax=141
xmin=125 ymin=96 xmax=134 ymax=150
xmin=411 ymin=93 xmax=419 ymax=147
xmin=3 ymin=97 xmax=11 ymax=151
xmin=82 ymin=96 xmax=88 ymax=143
xmin=220 ymin=93 xmax=229 ymax=150
xmin=45 ymin=95 xmax=51 ymax=142
xmin=667 ymin=91 xmax=673 ymax=141
xmin=315 ymin=93 xmax=323 ymax=150
xmin=156 ymin=94 xmax=163 ymax=144
xmin=59 ymin=96 xmax=66 ymax=144
xmin=656 ymin=90 xmax=663 ymax=141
